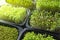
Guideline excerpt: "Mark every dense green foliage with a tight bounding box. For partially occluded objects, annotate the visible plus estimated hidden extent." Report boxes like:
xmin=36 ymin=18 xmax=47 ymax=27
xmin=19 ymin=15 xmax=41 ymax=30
xmin=30 ymin=10 xmax=60 ymax=31
xmin=23 ymin=32 xmax=55 ymax=40
xmin=0 ymin=5 xmax=27 ymax=24
xmin=36 ymin=0 xmax=60 ymax=12
xmin=6 ymin=0 xmax=34 ymax=9
xmin=0 ymin=25 xmax=18 ymax=40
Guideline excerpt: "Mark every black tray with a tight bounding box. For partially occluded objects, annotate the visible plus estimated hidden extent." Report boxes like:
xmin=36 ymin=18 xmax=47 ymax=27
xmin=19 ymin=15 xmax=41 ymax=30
xmin=26 ymin=9 xmax=32 ymax=28
xmin=21 ymin=9 xmax=31 ymax=28
xmin=0 ymin=21 xmax=23 ymax=40
xmin=26 ymin=18 xmax=31 ymax=28
xmin=19 ymin=28 xmax=60 ymax=40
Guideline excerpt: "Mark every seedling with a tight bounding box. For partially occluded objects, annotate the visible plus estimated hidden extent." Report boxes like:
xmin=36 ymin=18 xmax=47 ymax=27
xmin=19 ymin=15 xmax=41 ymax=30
xmin=0 ymin=25 xmax=18 ymax=40
xmin=0 ymin=5 xmax=27 ymax=24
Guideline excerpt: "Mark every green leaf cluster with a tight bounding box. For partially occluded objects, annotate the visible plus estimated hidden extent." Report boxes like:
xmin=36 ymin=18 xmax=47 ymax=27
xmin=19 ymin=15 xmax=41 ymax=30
xmin=6 ymin=0 xmax=34 ymax=9
xmin=30 ymin=10 xmax=60 ymax=31
xmin=36 ymin=0 xmax=60 ymax=12
xmin=0 ymin=5 xmax=27 ymax=24
xmin=0 ymin=25 xmax=18 ymax=40
xmin=23 ymin=32 xmax=55 ymax=40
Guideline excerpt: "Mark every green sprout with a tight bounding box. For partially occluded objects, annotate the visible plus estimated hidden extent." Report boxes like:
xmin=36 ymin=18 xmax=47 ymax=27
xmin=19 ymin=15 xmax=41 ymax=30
xmin=30 ymin=10 xmax=60 ymax=31
xmin=0 ymin=5 xmax=27 ymax=24
xmin=5 ymin=0 xmax=34 ymax=9
xmin=0 ymin=25 xmax=18 ymax=40
xmin=23 ymin=32 xmax=55 ymax=40
xmin=36 ymin=0 xmax=60 ymax=12
xmin=54 ymin=13 xmax=60 ymax=32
